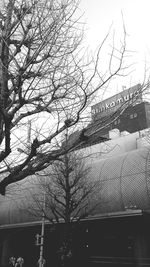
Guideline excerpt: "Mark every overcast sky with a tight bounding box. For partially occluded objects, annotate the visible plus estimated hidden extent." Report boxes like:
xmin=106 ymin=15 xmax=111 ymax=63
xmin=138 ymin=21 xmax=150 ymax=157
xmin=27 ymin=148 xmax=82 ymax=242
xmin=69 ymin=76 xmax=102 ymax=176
xmin=79 ymin=0 xmax=150 ymax=96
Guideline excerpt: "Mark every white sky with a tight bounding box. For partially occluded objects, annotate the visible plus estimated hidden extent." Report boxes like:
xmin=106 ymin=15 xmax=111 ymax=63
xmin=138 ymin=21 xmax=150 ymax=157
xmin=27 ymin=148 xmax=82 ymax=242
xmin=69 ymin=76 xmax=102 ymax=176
xmin=79 ymin=0 xmax=150 ymax=96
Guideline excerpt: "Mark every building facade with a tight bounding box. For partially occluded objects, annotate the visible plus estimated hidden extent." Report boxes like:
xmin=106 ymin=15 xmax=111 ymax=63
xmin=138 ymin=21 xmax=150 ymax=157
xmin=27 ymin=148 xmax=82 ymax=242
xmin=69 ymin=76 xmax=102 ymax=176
xmin=0 ymin=84 xmax=150 ymax=266
xmin=90 ymin=84 xmax=150 ymax=138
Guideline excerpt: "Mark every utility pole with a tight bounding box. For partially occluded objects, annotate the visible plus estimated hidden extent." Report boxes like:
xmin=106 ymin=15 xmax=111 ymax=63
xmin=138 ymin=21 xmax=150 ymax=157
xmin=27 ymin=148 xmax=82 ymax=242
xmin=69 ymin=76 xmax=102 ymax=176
xmin=36 ymin=192 xmax=46 ymax=267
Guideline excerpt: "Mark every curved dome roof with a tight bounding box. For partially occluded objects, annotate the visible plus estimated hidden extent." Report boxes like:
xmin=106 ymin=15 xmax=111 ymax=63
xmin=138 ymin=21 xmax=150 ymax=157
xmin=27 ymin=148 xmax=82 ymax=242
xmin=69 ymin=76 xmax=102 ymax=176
xmin=88 ymin=146 xmax=150 ymax=214
xmin=0 ymin=146 xmax=150 ymax=226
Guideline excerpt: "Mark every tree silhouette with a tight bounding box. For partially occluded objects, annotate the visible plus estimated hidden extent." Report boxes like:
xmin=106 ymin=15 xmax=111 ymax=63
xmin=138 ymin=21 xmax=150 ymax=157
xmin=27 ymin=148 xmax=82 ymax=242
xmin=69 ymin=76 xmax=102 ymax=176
xmin=0 ymin=0 xmax=128 ymax=194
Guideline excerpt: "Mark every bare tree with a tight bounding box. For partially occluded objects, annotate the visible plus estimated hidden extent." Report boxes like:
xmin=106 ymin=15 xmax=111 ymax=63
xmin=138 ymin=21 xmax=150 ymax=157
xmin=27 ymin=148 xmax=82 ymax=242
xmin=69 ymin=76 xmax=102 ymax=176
xmin=0 ymin=0 xmax=129 ymax=195
xmin=33 ymin=153 xmax=95 ymax=223
xmin=28 ymin=134 xmax=99 ymax=266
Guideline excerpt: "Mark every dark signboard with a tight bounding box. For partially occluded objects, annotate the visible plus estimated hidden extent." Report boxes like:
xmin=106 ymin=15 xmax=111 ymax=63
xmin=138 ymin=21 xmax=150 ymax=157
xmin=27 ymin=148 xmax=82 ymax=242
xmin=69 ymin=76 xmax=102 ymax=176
xmin=91 ymin=84 xmax=142 ymax=119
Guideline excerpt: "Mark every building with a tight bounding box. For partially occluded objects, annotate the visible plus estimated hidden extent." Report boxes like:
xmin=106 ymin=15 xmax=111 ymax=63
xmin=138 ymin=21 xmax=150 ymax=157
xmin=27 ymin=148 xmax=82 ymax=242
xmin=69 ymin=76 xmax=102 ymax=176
xmin=68 ymin=84 xmax=150 ymax=149
xmin=90 ymin=83 xmax=150 ymax=138
xmin=0 ymin=84 xmax=150 ymax=266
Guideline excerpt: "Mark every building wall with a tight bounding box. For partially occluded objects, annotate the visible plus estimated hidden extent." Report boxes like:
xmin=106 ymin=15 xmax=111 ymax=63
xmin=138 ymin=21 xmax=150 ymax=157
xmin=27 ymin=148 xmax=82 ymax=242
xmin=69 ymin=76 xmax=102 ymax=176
xmin=87 ymin=146 xmax=150 ymax=214
xmin=0 ymin=127 xmax=150 ymax=225
xmin=91 ymin=84 xmax=142 ymax=120
xmin=79 ymin=127 xmax=150 ymax=162
xmin=118 ymin=102 xmax=148 ymax=133
xmin=92 ymin=102 xmax=150 ymax=138
xmin=0 ymin=145 xmax=150 ymax=225
xmin=145 ymin=102 xmax=150 ymax=128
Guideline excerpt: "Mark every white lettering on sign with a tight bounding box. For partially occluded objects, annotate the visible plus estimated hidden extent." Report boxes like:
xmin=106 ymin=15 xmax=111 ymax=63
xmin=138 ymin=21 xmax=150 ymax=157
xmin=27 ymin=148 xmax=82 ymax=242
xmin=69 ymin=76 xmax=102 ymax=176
xmin=116 ymin=98 xmax=123 ymax=105
xmin=91 ymin=87 xmax=141 ymax=116
xmin=110 ymin=101 xmax=115 ymax=108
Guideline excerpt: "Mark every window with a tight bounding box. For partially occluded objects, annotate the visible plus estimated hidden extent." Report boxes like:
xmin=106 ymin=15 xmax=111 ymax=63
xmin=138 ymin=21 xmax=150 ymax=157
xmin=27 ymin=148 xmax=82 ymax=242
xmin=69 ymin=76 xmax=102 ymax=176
xmin=130 ymin=113 xmax=137 ymax=119
xmin=130 ymin=114 xmax=133 ymax=119
xmin=114 ymin=119 xmax=121 ymax=125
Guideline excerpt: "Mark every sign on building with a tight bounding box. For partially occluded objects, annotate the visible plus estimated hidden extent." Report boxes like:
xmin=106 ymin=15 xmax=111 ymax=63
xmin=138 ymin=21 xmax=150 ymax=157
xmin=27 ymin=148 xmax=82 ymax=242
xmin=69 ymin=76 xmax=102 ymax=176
xmin=91 ymin=84 xmax=142 ymax=120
